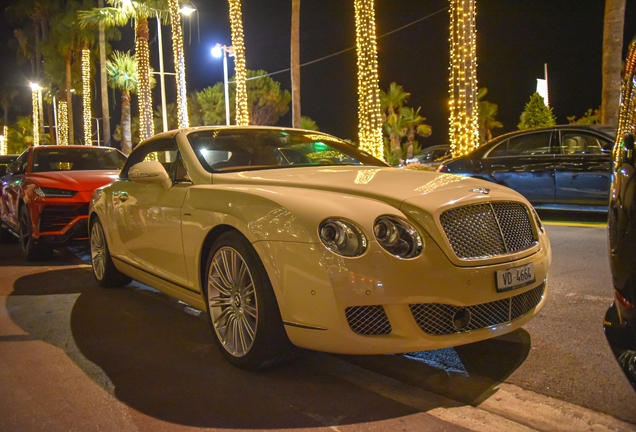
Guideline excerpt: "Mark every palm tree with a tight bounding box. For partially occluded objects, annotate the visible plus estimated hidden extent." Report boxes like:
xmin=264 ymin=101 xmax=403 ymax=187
xmin=601 ymin=0 xmax=626 ymax=126
xmin=380 ymin=82 xmax=410 ymax=121
xmin=383 ymin=110 xmax=407 ymax=158
xmin=477 ymin=87 xmax=503 ymax=143
xmin=80 ymin=0 xmax=169 ymax=141
xmin=106 ymin=51 xmax=139 ymax=155
xmin=291 ymin=0 xmax=301 ymax=128
xmin=401 ymin=106 xmax=432 ymax=158
xmin=0 ymin=88 xmax=20 ymax=133
xmin=46 ymin=0 xmax=97 ymax=144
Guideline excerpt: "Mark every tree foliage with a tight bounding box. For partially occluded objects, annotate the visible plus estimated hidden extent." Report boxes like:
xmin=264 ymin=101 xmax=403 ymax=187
xmin=196 ymin=70 xmax=290 ymax=126
xmin=518 ymin=93 xmax=556 ymax=130
xmin=477 ymin=87 xmax=503 ymax=143
xmin=379 ymin=82 xmax=431 ymax=165
xmin=567 ymin=108 xmax=601 ymax=125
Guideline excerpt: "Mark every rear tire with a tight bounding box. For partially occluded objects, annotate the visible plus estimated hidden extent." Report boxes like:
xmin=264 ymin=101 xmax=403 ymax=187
xmin=18 ymin=206 xmax=52 ymax=261
xmin=90 ymin=218 xmax=132 ymax=288
xmin=204 ymin=231 xmax=293 ymax=370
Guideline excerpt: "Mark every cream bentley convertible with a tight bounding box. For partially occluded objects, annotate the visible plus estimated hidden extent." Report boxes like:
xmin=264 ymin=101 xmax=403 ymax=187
xmin=89 ymin=127 xmax=551 ymax=370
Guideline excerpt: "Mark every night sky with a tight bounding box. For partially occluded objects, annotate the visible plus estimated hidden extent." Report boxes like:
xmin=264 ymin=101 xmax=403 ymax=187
xmin=2 ymin=0 xmax=636 ymax=146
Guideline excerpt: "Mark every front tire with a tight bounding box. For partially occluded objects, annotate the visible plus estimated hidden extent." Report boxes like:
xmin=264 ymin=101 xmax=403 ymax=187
xmin=18 ymin=206 xmax=52 ymax=261
xmin=204 ymin=231 xmax=293 ymax=370
xmin=90 ymin=218 xmax=132 ymax=288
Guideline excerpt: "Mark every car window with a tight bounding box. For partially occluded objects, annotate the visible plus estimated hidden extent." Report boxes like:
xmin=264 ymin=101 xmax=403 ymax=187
xmin=506 ymin=132 xmax=552 ymax=156
xmin=121 ymin=139 xmax=179 ymax=179
xmin=559 ymin=132 xmax=612 ymax=155
xmin=486 ymin=140 xmax=508 ymax=158
xmin=187 ymin=129 xmax=386 ymax=173
xmin=11 ymin=151 xmax=29 ymax=174
xmin=31 ymin=148 xmax=126 ymax=172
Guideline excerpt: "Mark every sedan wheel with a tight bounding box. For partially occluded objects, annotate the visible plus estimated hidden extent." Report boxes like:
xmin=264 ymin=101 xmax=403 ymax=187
xmin=205 ymin=232 xmax=292 ymax=369
xmin=90 ymin=218 xmax=132 ymax=288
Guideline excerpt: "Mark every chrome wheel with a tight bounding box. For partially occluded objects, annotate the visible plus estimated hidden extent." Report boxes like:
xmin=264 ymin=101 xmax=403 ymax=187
xmin=90 ymin=221 xmax=106 ymax=281
xmin=207 ymin=246 xmax=258 ymax=357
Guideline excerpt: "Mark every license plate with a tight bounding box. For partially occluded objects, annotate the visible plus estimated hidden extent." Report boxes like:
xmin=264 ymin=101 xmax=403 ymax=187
xmin=496 ymin=263 xmax=535 ymax=292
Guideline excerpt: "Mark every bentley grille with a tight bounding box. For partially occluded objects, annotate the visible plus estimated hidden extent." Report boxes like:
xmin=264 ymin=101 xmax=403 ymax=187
xmin=440 ymin=202 xmax=537 ymax=260
xmin=409 ymin=282 xmax=545 ymax=336
xmin=345 ymin=305 xmax=392 ymax=335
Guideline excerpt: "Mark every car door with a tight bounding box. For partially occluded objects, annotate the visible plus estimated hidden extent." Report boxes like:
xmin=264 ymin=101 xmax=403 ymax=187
xmin=484 ymin=131 xmax=556 ymax=205
xmin=1 ymin=150 xmax=31 ymax=230
xmin=554 ymin=130 xmax=613 ymax=206
xmin=108 ymin=139 xmax=191 ymax=287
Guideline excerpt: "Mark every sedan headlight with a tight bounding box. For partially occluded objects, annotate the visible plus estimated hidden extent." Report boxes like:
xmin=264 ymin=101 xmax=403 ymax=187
xmin=34 ymin=187 xmax=77 ymax=198
xmin=318 ymin=219 xmax=367 ymax=257
xmin=373 ymin=216 xmax=423 ymax=258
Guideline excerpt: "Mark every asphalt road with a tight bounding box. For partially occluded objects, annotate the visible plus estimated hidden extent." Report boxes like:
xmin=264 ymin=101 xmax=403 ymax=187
xmin=0 ymin=219 xmax=634 ymax=431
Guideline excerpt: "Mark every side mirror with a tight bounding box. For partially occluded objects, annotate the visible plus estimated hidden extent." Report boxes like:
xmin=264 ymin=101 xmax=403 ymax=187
xmin=9 ymin=161 xmax=21 ymax=174
xmin=128 ymin=160 xmax=172 ymax=189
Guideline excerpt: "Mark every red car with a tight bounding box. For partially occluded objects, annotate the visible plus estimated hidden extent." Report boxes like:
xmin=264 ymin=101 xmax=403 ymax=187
xmin=0 ymin=145 xmax=126 ymax=260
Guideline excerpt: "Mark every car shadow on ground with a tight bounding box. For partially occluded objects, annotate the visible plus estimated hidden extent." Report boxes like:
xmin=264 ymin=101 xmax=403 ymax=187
xmin=0 ymin=241 xmax=85 ymax=267
xmin=7 ymin=267 xmax=531 ymax=428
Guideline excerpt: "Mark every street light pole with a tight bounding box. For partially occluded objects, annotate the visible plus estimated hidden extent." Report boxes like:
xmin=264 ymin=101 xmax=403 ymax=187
xmin=212 ymin=44 xmax=234 ymax=126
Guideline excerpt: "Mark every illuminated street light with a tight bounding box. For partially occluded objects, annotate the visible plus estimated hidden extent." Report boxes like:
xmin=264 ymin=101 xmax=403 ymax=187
xmin=212 ymin=43 xmax=235 ymax=126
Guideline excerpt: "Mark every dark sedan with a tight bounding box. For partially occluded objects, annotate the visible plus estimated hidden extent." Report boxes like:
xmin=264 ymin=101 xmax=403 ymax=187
xmin=604 ymin=35 xmax=636 ymax=392
xmin=438 ymin=125 xmax=616 ymax=212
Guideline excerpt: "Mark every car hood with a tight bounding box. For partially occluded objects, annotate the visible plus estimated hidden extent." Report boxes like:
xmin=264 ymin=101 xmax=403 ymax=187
xmin=29 ymin=170 xmax=120 ymax=191
xmin=213 ymin=166 xmax=524 ymax=211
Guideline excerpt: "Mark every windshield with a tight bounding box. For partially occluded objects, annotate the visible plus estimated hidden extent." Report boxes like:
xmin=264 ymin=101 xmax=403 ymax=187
xmin=186 ymin=129 xmax=387 ymax=173
xmin=31 ymin=148 xmax=127 ymax=173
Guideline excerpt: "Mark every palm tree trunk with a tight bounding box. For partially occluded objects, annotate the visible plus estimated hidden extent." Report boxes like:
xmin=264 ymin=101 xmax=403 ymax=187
xmin=65 ymin=51 xmax=74 ymax=144
xmin=47 ymin=102 xmax=54 ymax=144
xmin=33 ymin=18 xmax=40 ymax=79
xmin=121 ymin=90 xmax=132 ymax=155
xmin=136 ymin=18 xmax=153 ymax=141
xmin=291 ymin=0 xmax=301 ymax=128
xmin=601 ymin=0 xmax=626 ymax=126
xmin=98 ymin=0 xmax=111 ymax=147
xmin=3 ymin=102 xmax=9 ymax=130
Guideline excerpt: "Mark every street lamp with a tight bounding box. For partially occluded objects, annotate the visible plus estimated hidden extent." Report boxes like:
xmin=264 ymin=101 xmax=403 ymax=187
xmin=212 ymin=43 xmax=235 ymax=126
xmin=179 ymin=1 xmax=200 ymax=44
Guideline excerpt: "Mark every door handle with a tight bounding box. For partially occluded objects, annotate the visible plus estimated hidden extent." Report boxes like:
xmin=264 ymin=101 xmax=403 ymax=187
xmin=114 ymin=191 xmax=129 ymax=202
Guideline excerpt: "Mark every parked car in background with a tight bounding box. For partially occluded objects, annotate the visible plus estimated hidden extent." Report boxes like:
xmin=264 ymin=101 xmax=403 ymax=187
xmin=604 ymin=35 xmax=636 ymax=392
xmin=0 ymin=155 xmax=19 ymax=177
xmin=438 ymin=125 xmax=616 ymax=212
xmin=403 ymin=144 xmax=452 ymax=169
xmin=89 ymin=126 xmax=551 ymax=370
xmin=0 ymin=145 xmax=126 ymax=259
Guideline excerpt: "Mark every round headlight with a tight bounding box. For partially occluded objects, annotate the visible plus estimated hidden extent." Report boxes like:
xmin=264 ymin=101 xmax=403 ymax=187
xmin=318 ymin=219 xmax=367 ymax=257
xmin=373 ymin=216 xmax=423 ymax=258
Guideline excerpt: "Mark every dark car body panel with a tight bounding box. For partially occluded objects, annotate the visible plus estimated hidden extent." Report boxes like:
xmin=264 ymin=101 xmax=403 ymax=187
xmin=604 ymin=35 xmax=636 ymax=392
xmin=440 ymin=125 xmax=615 ymax=212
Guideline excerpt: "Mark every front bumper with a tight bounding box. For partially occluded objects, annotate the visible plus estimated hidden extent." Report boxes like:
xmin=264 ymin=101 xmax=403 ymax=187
xmin=604 ymin=303 xmax=636 ymax=391
xmin=254 ymin=235 xmax=550 ymax=355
